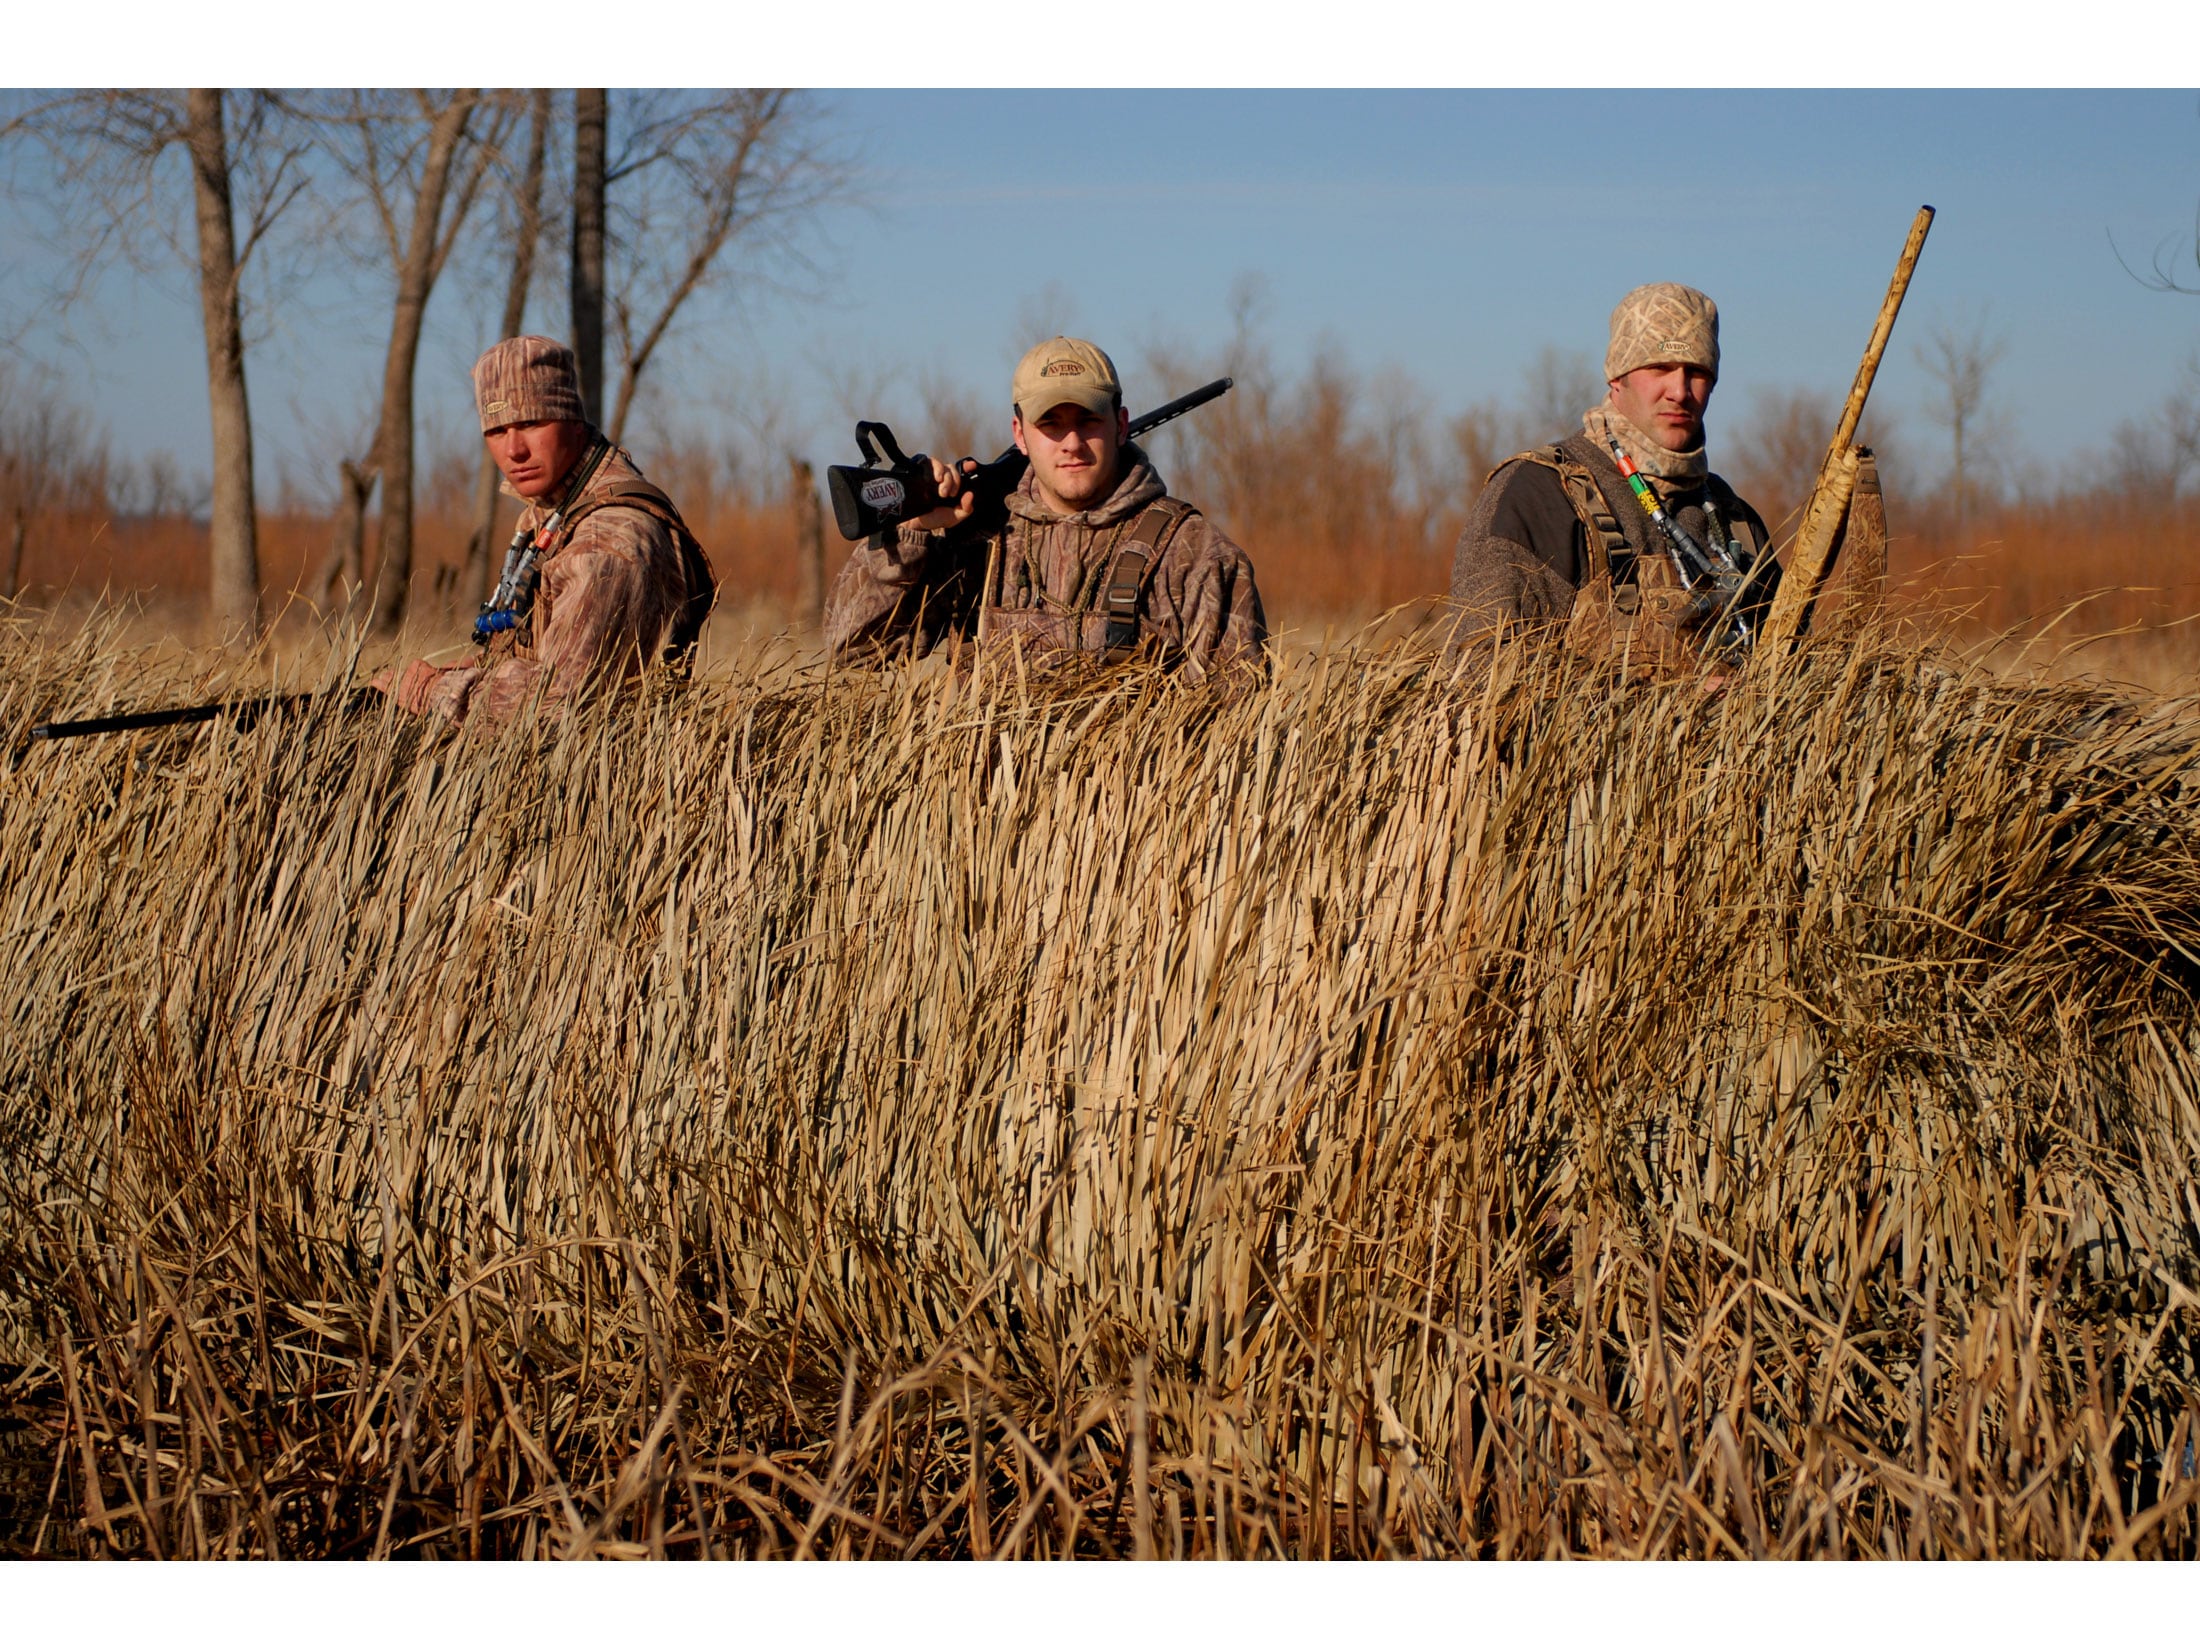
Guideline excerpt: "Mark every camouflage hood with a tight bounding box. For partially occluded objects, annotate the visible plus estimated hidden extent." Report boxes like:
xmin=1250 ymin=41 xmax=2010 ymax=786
xmin=1003 ymin=443 xmax=1167 ymax=529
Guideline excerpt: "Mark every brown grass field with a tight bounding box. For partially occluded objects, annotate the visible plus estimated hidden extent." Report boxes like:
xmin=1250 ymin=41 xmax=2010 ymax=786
xmin=9 ymin=459 xmax=2197 ymax=685
xmin=2 ymin=562 xmax=2198 ymax=1555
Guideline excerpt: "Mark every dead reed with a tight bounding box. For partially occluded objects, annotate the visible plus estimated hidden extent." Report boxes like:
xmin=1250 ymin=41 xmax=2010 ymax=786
xmin=1 ymin=608 xmax=2197 ymax=1558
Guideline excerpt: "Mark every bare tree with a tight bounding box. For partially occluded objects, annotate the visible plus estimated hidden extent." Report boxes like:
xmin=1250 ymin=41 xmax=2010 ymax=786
xmin=915 ymin=370 xmax=987 ymax=464
xmin=1 ymin=89 xmax=310 ymax=639
xmin=463 ymin=88 xmax=554 ymax=604
xmin=2175 ymin=352 xmax=2200 ymax=479
xmin=2094 ymin=364 xmax=2200 ymax=499
xmin=789 ymin=456 xmax=825 ymax=627
xmin=1012 ymin=280 xmax=1080 ymax=355
xmin=1440 ymin=348 xmax=1604 ymax=515
xmin=598 ymin=90 xmax=850 ymax=444
xmin=0 ymin=361 xmax=112 ymax=600
xmin=303 ymin=90 xmax=516 ymax=633
xmin=1446 ymin=401 xmax=1511 ymax=504
xmin=1517 ymin=345 xmax=1603 ymax=444
xmin=122 ymin=451 xmax=209 ymax=521
xmin=571 ymin=89 xmax=608 ymax=419
xmin=1727 ymin=386 xmax=1901 ymax=539
xmin=1914 ymin=311 xmax=2009 ymax=528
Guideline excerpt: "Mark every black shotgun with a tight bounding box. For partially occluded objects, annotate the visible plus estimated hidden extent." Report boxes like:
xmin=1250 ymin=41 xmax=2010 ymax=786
xmin=826 ymin=376 xmax=1233 ymax=542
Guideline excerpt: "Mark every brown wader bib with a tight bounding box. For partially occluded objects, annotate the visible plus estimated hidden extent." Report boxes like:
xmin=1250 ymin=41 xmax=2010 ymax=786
xmin=1500 ymin=444 xmax=1739 ymax=675
xmin=976 ymin=497 xmax=1195 ymax=671
xmin=517 ymin=479 xmax=720 ymax=672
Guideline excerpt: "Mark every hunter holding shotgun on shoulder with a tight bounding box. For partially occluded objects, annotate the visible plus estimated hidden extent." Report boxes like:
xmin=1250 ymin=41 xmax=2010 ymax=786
xmin=372 ymin=336 xmax=716 ymax=728
xmin=824 ymin=336 xmax=1269 ymax=683
xmin=1448 ymin=283 xmax=1887 ymax=671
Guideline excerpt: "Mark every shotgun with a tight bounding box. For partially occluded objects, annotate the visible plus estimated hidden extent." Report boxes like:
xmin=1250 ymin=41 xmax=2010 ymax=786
xmin=1756 ymin=205 xmax=1935 ymax=656
xmin=23 ymin=688 xmax=376 ymax=746
xmin=826 ymin=377 xmax=1234 ymax=542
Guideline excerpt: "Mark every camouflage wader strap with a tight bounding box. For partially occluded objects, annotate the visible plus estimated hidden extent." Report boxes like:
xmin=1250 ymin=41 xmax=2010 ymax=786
xmin=1100 ymin=497 xmax=1194 ymax=657
xmin=1505 ymin=446 xmax=1634 ymax=585
xmin=559 ymin=480 xmax=720 ymax=668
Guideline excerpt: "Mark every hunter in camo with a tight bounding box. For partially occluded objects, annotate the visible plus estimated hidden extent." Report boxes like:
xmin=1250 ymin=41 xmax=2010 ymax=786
xmin=378 ymin=336 xmax=715 ymax=728
xmin=1448 ymin=283 xmax=1886 ymax=670
xmin=825 ymin=336 xmax=1267 ymax=683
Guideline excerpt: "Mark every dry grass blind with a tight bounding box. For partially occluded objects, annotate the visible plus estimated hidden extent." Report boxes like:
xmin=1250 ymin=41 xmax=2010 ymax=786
xmin=1 ymin=612 xmax=2197 ymax=1558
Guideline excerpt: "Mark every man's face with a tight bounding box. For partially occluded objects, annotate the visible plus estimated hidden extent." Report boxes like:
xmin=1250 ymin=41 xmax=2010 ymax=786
xmin=1609 ymin=363 xmax=1716 ymax=452
xmin=1012 ymin=400 xmax=1129 ymax=513
xmin=484 ymin=418 xmax=589 ymax=501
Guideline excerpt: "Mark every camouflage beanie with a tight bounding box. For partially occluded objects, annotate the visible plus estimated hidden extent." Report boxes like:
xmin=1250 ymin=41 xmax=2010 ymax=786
xmin=472 ymin=335 xmax=586 ymax=433
xmin=1604 ymin=284 xmax=1720 ymax=383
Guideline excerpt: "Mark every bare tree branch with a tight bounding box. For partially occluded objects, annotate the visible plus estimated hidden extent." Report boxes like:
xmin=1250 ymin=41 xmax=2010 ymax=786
xmin=465 ymin=88 xmax=554 ymax=605
xmin=297 ymin=89 xmax=519 ymax=632
xmin=1 ymin=88 xmax=308 ymax=639
xmin=1914 ymin=308 xmax=2010 ymax=528
xmin=596 ymin=89 xmax=853 ymax=445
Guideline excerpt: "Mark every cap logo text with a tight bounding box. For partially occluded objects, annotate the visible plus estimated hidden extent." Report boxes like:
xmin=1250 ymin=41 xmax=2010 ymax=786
xmin=1042 ymin=361 xmax=1085 ymax=376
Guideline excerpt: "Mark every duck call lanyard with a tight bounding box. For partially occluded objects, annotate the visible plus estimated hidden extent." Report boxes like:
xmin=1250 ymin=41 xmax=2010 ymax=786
xmin=1601 ymin=437 xmax=1751 ymax=586
xmin=475 ymin=437 xmax=612 ymax=644
xmin=1603 ymin=436 xmax=1757 ymax=649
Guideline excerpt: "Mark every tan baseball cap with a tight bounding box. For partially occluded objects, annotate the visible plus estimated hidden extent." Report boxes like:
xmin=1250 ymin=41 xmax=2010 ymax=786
xmin=1011 ymin=335 xmax=1121 ymax=421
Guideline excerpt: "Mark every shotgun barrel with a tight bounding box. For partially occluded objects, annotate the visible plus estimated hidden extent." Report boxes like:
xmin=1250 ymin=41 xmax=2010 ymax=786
xmin=827 ymin=377 xmax=1234 ymax=543
xmin=26 ymin=689 xmax=374 ymax=745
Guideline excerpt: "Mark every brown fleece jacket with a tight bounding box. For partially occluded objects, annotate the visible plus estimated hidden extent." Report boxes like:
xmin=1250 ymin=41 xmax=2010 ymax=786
xmin=825 ymin=444 xmax=1266 ymax=683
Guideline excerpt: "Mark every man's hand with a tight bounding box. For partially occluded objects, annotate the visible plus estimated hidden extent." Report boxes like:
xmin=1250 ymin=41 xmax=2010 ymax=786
xmin=905 ymin=457 xmax=981 ymax=535
xmin=370 ymin=658 xmax=447 ymax=716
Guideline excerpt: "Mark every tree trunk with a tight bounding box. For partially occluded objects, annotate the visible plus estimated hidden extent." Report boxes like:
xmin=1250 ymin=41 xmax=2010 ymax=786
xmin=321 ymin=458 xmax=375 ymax=608
xmin=790 ymin=456 xmax=823 ymax=628
xmin=367 ymin=94 xmax=477 ymax=636
xmin=4 ymin=509 xmax=25 ymax=602
xmin=467 ymin=88 xmax=552 ymax=605
xmin=571 ymin=90 xmax=608 ymax=423
xmin=1952 ymin=411 xmax=1968 ymax=534
xmin=184 ymin=88 xmax=263 ymax=643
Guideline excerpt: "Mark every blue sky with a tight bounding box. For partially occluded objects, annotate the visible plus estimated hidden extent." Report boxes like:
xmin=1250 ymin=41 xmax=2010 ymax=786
xmin=7 ymin=72 xmax=2200 ymax=504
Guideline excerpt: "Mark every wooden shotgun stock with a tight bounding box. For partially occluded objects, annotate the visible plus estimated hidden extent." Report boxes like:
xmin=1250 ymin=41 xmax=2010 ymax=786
xmin=1758 ymin=205 xmax=1935 ymax=657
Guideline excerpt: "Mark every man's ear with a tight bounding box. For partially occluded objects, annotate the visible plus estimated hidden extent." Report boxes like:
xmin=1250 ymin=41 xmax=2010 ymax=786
xmin=1012 ymin=413 xmax=1030 ymax=458
xmin=1115 ymin=405 xmax=1130 ymax=443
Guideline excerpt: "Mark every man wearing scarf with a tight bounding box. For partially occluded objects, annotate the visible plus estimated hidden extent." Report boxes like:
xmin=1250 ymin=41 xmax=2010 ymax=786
xmin=1448 ymin=284 xmax=1774 ymax=670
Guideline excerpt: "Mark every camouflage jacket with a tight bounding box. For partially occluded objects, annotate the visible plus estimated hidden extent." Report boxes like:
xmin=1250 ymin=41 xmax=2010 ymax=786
xmin=824 ymin=446 xmax=1267 ymax=684
xmin=1448 ymin=433 xmax=1772 ymax=640
xmin=407 ymin=440 xmax=715 ymax=728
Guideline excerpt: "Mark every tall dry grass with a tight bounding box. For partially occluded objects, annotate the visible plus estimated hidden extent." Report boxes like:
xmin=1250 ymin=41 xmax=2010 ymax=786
xmin=1887 ymin=495 xmax=2200 ymax=693
xmin=1 ymin=609 xmax=2197 ymax=1558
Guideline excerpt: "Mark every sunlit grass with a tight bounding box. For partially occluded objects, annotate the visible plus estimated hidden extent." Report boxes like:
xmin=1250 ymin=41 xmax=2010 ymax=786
xmin=1 ymin=609 xmax=2196 ymax=1557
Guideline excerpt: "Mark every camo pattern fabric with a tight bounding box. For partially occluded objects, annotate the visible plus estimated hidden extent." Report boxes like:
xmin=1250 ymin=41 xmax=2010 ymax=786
xmin=1603 ymin=283 xmax=1720 ymax=382
xmin=1583 ymin=397 xmax=1708 ymax=484
xmin=825 ymin=445 xmax=1268 ymax=685
xmin=401 ymin=444 xmax=710 ymax=728
xmin=1801 ymin=449 xmax=1889 ymax=639
xmin=1447 ymin=432 xmax=1772 ymax=673
xmin=471 ymin=335 xmax=587 ymax=433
